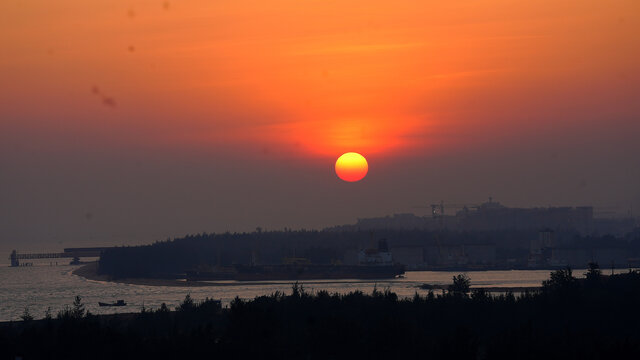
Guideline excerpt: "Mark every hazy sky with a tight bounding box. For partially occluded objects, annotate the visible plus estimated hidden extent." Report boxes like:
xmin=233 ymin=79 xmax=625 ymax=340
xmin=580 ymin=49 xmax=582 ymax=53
xmin=1 ymin=0 xmax=639 ymax=252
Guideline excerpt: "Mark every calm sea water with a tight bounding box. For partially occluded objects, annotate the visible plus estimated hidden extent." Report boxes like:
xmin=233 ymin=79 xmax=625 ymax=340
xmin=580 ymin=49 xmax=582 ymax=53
xmin=0 ymin=262 xmax=583 ymax=321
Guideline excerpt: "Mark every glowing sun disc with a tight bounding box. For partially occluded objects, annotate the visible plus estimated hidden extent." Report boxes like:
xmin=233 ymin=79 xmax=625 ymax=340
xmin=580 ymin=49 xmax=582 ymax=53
xmin=335 ymin=152 xmax=368 ymax=182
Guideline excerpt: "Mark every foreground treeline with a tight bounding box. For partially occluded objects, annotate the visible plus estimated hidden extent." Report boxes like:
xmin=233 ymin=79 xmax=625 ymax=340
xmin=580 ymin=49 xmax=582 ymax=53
xmin=3 ymin=267 xmax=640 ymax=359
xmin=97 ymin=228 xmax=640 ymax=278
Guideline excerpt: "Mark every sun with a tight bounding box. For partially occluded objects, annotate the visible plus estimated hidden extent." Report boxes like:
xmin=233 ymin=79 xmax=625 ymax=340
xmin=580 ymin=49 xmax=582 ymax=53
xmin=335 ymin=152 xmax=368 ymax=182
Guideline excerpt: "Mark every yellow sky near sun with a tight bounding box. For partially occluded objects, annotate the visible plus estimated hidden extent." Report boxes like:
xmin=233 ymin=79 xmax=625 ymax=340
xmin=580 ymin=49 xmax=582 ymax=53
xmin=1 ymin=0 xmax=638 ymax=157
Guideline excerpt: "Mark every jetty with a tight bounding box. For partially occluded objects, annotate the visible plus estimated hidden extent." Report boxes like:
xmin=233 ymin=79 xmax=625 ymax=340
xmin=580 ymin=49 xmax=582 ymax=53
xmin=9 ymin=247 xmax=111 ymax=267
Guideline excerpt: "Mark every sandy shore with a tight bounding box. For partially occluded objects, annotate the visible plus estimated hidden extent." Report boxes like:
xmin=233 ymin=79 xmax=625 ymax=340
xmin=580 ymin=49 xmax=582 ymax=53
xmin=73 ymin=263 xmax=541 ymax=292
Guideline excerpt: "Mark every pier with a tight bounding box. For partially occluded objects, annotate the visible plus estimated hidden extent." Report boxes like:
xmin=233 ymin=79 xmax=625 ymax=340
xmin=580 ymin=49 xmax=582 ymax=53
xmin=9 ymin=247 xmax=112 ymax=267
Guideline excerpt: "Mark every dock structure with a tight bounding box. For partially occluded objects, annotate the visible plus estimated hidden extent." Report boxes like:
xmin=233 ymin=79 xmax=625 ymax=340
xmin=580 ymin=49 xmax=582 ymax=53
xmin=9 ymin=247 xmax=111 ymax=267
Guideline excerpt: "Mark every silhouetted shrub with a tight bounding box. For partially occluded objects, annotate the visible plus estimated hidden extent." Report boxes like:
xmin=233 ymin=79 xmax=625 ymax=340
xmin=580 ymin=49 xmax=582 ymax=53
xmin=449 ymin=273 xmax=471 ymax=296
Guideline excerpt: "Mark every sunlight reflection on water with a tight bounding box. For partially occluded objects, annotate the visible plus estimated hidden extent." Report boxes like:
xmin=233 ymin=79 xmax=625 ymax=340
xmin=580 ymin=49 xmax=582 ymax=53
xmin=0 ymin=263 xmax=585 ymax=321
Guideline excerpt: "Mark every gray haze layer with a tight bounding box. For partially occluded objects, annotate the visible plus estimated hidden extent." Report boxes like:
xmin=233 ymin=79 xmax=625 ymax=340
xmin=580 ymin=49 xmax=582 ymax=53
xmin=1 ymin=124 xmax=639 ymax=254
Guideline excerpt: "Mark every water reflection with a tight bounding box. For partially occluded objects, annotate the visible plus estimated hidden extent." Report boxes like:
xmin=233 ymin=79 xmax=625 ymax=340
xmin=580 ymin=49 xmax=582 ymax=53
xmin=0 ymin=263 xmax=584 ymax=321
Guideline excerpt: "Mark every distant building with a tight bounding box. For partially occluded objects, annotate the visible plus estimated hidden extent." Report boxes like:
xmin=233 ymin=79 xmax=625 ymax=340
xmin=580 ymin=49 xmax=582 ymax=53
xmin=327 ymin=200 xmax=635 ymax=236
xmin=456 ymin=200 xmax=595 ymax=234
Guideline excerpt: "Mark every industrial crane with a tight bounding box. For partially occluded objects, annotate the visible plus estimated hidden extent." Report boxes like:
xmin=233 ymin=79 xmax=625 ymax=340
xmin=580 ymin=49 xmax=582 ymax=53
xmin=412 ymin=200 xmax=482 ymax=262
xmin=413 ymin=200 xmax=481 ymax=228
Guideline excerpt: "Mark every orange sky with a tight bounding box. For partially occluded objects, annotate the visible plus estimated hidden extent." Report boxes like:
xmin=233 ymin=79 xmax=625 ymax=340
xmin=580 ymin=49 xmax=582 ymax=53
xmin=2 ymin=0 xmax=638 ymax=159
xmin=1 ymin=0 xmax=639 ymax=251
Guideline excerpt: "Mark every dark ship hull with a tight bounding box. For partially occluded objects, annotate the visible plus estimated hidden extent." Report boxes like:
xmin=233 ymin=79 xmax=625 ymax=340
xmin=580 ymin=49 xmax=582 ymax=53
xmin=185 ymin=269 xmax=237 ymax=281
xmin=98 ymin=300 xmax=126 ymax=307
xmin=233 ymin=264 xmax=405 ymax=281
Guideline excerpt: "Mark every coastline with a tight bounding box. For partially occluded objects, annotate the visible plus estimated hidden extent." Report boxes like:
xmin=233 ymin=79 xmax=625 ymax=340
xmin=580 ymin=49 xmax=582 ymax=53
xmin=72 ymin=263 xmax=542 ymax=292
xmin=72 ymin=263 xmax=215 ymax=287
xmin=71 ymin=263 xmax=408 ymax=287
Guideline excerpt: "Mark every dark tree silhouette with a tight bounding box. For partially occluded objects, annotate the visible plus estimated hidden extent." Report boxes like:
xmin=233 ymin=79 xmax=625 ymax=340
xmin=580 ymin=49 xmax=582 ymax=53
xmin=585 ymin=262 xmax=601 ymax=282
xmin=5 ymin=269 xmax=640 ymax=359
xmin=20 ymin=307 xmax=33 ymax=322
xmin=449 ymin=274 xmax=471 ymax=296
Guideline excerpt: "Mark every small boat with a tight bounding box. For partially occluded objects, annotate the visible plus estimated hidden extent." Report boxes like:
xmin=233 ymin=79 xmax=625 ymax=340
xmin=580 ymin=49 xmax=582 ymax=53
xmin=98 ymin=300 xmax=126 ymax=307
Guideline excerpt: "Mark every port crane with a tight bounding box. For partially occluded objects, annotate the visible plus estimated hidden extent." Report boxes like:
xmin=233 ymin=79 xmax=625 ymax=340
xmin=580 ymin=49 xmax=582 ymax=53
xmin=413 ymin=200 xmax=481 ymax=229
xmin=412 ymin=200 xmax=482 ymax=264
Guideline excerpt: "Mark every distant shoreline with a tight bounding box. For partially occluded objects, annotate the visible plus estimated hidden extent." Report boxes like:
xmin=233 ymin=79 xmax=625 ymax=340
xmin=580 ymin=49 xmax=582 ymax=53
xmin=72 ymin=263 xmax=544 ymax=292
xmin=72 ymin=263 xmax=214 ymax=287
xmin=72 ymin=263 xmax=410 ymax=287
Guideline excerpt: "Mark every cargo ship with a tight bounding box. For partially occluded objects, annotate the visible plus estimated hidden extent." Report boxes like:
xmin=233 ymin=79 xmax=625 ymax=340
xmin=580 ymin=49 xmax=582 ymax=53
xmin=186 ymin=239 xmax=405 ymax=281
